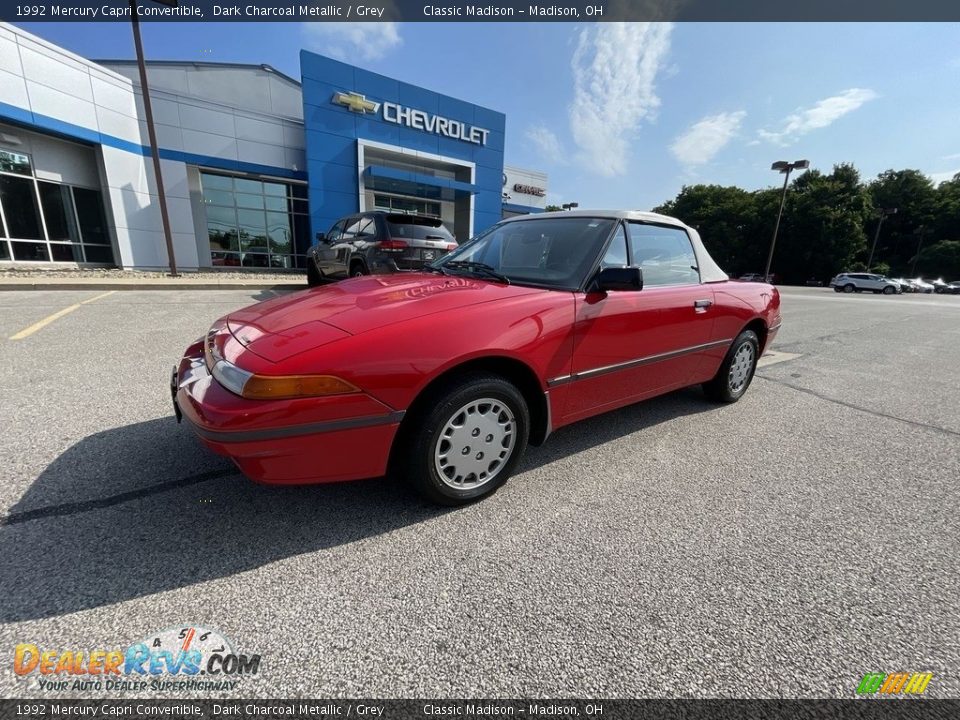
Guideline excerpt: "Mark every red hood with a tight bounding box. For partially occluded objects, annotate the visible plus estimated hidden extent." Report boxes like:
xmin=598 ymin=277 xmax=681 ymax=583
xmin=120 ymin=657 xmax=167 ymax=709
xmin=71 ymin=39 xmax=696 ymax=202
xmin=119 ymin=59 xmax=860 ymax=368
xmin=226 ymin=274 xmax=542 ymax=361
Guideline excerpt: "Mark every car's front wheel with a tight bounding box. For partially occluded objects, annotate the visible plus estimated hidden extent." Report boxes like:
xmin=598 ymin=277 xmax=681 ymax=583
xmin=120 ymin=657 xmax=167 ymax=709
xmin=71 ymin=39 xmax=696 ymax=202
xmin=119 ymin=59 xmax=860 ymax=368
xmin=883 ymin=285 xmax=895 ymax=294
xmin=306 ymin=261 xmax=322 ymax=287
xmin=843 ymin=283 xmax=855 ymax=293
xmin=397 ymin=373 xmax=529 ymax=506
xmin=703 ymin=329 xmax=760 ymax=403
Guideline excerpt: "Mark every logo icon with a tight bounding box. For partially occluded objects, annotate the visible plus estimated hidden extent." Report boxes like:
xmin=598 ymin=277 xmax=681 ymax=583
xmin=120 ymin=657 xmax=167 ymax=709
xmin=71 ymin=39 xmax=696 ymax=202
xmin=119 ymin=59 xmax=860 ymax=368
xmin=856 ymin=672 xmax=933 ymax=695
xmin=332 ymin=91 xmax=380 ymax=114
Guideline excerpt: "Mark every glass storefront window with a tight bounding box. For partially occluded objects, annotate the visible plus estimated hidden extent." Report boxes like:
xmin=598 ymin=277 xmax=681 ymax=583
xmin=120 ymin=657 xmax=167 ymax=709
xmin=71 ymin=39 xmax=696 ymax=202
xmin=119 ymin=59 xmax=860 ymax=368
xmin=73 ymin=188 xmax=109 ymax=245
xmin=1 ymin=175 xmax=44 ymax=240
xmin=0 ymin=149 xmax=31 ymax=175
xmin=38 ymin=182 xmax=78 ymax=242
xmin=200 ymin=171 xmax=309 ymax=270
xmin=0 ymin=147 xmax=115 ymax=265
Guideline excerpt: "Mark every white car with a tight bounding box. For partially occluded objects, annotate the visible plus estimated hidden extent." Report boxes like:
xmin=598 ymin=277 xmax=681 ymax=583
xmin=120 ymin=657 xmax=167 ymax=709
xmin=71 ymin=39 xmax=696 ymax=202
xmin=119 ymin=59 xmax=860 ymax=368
xmin=830 ymin=273 xmax=900 ymax=294
xmin=911 ymin=278 xmax=935 ymax=293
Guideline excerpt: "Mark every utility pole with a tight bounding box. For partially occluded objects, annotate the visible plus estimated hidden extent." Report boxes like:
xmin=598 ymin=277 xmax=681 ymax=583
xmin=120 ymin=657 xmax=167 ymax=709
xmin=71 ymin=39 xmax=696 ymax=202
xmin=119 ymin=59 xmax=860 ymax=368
xmin=867 ymin=208 xmax=897 ymax=271
xmin=130 ymin=0 xmax=179 ymax=276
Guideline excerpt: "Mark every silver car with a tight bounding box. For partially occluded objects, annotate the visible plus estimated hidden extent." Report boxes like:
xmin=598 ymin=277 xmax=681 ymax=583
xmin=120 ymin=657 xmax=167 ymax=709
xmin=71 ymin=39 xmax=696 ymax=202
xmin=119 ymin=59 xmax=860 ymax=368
xmin=307 ymin=212 xmax=457 ymax=286
xmin=830 ymin=273 xmax=900 ymax=294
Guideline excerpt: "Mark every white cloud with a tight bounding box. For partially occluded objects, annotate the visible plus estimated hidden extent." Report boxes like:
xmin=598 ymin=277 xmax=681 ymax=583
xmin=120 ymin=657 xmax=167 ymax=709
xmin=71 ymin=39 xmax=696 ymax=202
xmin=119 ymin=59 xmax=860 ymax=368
xmin=525 ymin=125 xmax=566 ymax=164
xmin=670 ymin=110 xmax=746 ymax=166
xmin=569 ymin=22 xmax=673 ymax=176
xmin=930 ymin=168 xmax=960 ymax=185
xmin=302 ymin=22 xmax=401 ymax=62
xmin=759 ymin=88 xmax=878 ymax=146
xmin=941 ymin=152 xmax=960 ymax=162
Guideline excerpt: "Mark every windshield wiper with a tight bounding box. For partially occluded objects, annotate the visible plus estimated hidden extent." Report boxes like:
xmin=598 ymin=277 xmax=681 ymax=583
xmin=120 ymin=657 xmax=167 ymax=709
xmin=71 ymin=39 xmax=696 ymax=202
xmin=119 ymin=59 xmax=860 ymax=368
xmin=442 ymin=261 xmax=511 ymax=284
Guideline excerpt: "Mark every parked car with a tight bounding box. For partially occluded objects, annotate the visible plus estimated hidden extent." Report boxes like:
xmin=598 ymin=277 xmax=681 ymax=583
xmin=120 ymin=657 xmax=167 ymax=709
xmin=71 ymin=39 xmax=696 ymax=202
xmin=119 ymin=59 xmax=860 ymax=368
xmin=306 ymin=212 xmax=457 ymax=286
xmin=805 ymin=277 xmax=824 ymax=287
xmin=930 ymin=278 xmax=950 ymax=294
xmin=891 ymin=277 xmax=917 ymax=293
xmin=830 ymin=273 xmax=900 ymax=294
xmin=172 ymin=210 xmax=781 ymax=505
xmin=911 ymin=278 xmax=935 ymax=293
xmin=945 ymin=280 xmax=960 ymax=294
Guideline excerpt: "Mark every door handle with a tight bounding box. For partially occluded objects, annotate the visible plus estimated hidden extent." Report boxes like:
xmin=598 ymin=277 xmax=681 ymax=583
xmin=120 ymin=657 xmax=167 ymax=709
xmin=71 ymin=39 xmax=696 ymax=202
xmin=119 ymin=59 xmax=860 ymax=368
xmin=694 ymin=299 xmax=713 ymax=309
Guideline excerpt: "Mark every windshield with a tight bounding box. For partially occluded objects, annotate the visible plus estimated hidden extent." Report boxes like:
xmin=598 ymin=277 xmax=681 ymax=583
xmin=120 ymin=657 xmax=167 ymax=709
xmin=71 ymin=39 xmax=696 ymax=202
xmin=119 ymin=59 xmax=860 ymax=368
xmin=435 ymin=217 xmax=615 ymax=289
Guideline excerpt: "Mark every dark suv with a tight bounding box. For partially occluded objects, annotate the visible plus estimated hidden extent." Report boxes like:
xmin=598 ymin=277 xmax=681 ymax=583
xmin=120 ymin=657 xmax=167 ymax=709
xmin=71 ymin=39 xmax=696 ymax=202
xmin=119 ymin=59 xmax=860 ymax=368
xmin=306 ymin=212 xmax=457 ymax=286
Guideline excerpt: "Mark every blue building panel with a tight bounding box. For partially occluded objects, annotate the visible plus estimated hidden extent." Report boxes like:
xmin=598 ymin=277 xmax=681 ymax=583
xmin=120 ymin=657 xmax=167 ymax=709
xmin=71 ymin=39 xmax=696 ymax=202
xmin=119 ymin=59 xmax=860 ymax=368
xmin=300 ymin=50 xmax=508 ymax=241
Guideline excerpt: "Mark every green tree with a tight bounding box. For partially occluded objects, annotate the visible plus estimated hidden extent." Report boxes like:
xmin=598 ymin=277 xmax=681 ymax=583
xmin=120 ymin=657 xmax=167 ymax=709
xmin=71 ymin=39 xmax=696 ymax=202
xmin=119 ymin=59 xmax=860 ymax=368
xmin=933 ymin=173 xmax=960 ymax=246
xmin=867 ymin=169 xmax=938 ymax=274
xmin=912 ymin=240 xmax=960 ymax=279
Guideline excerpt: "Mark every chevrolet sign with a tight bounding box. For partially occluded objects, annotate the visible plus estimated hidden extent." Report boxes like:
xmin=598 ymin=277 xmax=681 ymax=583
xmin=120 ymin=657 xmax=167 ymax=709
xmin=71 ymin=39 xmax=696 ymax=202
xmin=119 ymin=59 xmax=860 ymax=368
xmin=331 ymin=92 xmax=489 ymax=146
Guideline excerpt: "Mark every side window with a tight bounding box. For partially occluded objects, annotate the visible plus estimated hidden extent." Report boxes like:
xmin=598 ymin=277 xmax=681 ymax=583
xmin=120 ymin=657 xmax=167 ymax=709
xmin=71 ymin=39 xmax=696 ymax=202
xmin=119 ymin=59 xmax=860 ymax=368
xmin=342 ymin=218 xmax=362 ymax=240
xmin=626 ymin=222 xmax=699 ymax=287
xmin=600 ymin=225 xmax=628 ymax=268
xmin=327 ymin=220 xmax=346 ymax=243
xmin=356 ymin=218 xmax=375 ymax=238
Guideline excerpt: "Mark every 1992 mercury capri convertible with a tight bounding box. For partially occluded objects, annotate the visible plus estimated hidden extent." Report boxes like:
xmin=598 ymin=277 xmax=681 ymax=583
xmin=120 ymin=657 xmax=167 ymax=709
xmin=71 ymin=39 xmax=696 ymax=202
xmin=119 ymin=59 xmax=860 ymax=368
xmin=172 ymin=211 xmax=781 ymax=505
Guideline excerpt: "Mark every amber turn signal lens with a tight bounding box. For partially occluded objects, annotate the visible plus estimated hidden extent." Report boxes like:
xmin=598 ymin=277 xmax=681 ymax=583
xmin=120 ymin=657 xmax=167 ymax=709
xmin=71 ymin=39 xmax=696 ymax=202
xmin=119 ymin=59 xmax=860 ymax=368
xmin=240 ymin=374 xmax=359 ymax=400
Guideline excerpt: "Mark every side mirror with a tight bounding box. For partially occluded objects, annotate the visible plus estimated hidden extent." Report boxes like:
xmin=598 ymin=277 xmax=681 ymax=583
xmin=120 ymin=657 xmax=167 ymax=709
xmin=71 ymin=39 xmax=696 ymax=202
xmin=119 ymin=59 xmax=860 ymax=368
xmin=595 ymin=266 xmax=643 ymax=292
xmin=316 ymin=232 xmax=327 ymax=244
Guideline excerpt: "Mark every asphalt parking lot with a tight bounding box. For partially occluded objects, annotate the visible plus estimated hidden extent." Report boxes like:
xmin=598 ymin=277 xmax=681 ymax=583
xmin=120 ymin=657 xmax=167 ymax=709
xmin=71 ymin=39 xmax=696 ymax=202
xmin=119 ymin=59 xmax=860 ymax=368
xmin=0 ymin=285 xmax=958 ymax=699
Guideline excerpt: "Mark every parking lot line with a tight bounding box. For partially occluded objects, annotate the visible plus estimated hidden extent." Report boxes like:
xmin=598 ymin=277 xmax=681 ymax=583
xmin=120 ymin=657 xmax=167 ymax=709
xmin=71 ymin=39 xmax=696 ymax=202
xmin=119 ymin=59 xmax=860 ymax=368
xmin=8 ymin=291 xmax=116 ymax=340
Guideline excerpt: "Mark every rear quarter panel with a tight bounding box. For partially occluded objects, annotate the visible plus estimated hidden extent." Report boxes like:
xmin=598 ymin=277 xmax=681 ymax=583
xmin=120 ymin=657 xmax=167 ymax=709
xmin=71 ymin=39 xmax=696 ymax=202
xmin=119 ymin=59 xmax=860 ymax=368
xmin=700 ymin=281 xmax=781 ymax=375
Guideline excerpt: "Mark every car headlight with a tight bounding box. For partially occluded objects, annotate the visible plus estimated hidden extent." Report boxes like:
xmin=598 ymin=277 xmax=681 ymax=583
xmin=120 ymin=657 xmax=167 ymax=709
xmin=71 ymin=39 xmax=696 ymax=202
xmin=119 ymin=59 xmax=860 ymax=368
xmin=212 ymin=359 xmax=359 ymax=400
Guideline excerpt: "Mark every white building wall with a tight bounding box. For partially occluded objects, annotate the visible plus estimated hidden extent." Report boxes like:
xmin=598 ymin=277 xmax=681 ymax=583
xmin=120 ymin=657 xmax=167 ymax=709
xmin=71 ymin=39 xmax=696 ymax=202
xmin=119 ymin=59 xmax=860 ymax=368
xmin=503 ymin=164 xmax=548 ymax=210
xmin=1 ymin=24 xmax=307 ymax=271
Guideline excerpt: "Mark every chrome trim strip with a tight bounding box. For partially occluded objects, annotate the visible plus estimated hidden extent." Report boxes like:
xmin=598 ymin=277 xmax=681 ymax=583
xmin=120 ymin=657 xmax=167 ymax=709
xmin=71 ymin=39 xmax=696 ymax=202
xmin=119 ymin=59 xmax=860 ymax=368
xmin=769 ymin=320 xmax=783 ymax=332
xmin=185 ymin=411 xmax=406 ymax=443
xmin=543 ymin=389 xmax=553 ymax=442
xmin=546 ymin=338 xmax=733 ymax=387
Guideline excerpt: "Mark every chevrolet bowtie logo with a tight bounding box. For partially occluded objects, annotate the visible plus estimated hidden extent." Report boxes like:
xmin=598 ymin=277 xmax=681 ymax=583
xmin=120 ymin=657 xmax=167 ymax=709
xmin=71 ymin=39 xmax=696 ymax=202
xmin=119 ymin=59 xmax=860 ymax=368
xmin=332 ymin=91 xmax=380 ymax=114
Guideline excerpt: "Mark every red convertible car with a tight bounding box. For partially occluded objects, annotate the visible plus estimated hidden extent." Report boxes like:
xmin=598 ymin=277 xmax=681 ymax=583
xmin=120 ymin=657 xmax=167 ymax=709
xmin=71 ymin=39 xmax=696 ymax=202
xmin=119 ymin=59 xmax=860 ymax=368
xmin=172 ymin=211 xmax=781 ymax=505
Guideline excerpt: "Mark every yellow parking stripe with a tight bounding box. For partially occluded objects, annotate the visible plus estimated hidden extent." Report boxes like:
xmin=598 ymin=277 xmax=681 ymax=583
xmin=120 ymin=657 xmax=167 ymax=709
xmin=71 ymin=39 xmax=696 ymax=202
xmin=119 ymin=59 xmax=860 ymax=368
xmin=9 ymin=291 xmax=116 ymax=340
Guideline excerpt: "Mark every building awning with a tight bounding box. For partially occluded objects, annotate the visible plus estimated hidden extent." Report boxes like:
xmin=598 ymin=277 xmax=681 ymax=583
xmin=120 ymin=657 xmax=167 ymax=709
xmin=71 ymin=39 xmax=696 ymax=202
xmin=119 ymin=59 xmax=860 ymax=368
xmin=363 ymin=165 xmax=478 ymax=201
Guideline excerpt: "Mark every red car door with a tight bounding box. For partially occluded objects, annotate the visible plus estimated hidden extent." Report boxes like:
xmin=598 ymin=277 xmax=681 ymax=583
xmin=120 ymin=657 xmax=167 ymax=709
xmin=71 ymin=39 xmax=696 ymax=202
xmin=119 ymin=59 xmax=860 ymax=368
xmin=557 ymin=221 xmax=719 ymax=424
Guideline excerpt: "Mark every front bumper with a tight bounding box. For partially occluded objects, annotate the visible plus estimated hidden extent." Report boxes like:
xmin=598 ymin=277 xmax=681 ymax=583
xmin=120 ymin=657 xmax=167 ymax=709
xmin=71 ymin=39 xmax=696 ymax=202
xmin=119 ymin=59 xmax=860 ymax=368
xmin=171 ymin=339 xmax=403 ymax=484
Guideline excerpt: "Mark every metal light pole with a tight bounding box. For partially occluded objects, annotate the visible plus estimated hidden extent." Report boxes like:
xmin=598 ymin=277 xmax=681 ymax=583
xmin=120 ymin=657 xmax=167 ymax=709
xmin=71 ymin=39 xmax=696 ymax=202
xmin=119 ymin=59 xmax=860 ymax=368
xmin=129 ymin=0 xmax=179 ymax=276
xmin=866 ymin=207 xmax=897 ymax=271
xmin=910 ymin=225 xmax=928 ymax=277
xmin=764 ymin=159 xmax=810 ymax=281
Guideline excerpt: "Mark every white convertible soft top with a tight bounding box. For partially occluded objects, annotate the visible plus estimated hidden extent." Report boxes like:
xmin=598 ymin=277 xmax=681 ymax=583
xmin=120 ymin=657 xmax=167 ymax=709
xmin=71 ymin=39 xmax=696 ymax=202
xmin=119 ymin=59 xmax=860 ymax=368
xmin=501 ymin=209 xmax=729 ymax=284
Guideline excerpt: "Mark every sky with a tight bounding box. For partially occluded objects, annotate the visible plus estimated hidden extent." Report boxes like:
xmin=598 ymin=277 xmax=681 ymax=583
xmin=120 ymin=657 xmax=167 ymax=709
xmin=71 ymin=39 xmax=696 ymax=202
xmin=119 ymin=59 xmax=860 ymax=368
xmin=16 ymin=21 xmax=960 ymax=210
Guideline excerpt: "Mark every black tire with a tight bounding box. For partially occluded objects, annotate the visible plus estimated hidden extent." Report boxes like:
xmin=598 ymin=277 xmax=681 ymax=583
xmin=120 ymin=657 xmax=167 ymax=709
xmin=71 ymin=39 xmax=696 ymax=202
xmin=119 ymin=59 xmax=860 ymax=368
xmin=395 ymin=372 xmax=529 ymax=506
xmin=703 ymin=329 xmax=760 ymax=403
xmin=834 ymin=287 xmax=842 ymax=293
xmin=882 ymin=285 xmax=895 ymax=295
xmin=843 ymin=284 xmax=855 ymax=293
xmin=350 ymin=260 xmax=368 ymax=277
xmin=306 ymin=261 xmax=322 ymax=287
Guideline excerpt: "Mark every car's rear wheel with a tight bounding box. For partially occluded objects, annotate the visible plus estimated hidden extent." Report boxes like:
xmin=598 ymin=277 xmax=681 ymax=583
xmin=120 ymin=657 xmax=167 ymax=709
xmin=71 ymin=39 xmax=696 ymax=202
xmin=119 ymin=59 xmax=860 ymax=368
xmin=703 ymin=329 xmax=759 ymax=403
xmin=883 ymin=285 xmax=895 ymax=295
xmin=843 ymin=283 xmax=855 ymax=293
xmin=306 ymin=262 xmax=322 ymax=287
xmin=396 ymin=373 xmax=529 ymax=506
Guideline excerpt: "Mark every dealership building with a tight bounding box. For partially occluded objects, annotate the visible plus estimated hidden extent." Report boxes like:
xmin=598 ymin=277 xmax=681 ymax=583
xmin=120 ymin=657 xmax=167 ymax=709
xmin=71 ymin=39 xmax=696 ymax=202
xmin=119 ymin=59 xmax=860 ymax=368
xmin=0 ymin=23 xmax=547 ymax=270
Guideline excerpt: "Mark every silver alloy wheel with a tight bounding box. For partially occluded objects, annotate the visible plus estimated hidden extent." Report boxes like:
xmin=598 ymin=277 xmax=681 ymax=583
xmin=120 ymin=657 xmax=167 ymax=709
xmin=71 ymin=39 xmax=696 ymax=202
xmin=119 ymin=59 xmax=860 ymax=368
xmin=434 ymin=398 xmax=516 ymax=490
xmin=728 ymin=342 xmax=755 ymax=393
xmin=843 ymin=284 xmax=855 ymax=293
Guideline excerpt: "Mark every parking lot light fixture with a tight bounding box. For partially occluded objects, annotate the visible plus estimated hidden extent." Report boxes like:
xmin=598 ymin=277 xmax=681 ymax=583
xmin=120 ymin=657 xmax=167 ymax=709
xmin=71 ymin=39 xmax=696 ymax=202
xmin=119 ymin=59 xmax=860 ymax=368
xmin=764 ymin=160 xmax=810 ymax=280
xmin=129 ymin=0 xmax=180 ymax=277
xmin=561 ymin=202 xmax=579 ymax=211
xmin=867 ymin=207 xmax=898 ymax=272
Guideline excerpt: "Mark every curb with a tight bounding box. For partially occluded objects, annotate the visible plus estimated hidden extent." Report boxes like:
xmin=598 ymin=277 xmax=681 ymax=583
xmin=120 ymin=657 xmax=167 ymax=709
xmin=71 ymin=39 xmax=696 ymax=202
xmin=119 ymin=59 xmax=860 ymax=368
xmin=0 ymin=282 xmax=305 ymax=291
